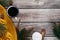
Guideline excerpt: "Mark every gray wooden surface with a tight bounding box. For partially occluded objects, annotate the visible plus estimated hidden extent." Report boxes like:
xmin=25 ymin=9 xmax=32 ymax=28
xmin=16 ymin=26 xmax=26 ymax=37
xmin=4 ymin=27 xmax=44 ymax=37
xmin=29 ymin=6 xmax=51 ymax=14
xmin=11 ymin=0 xmax=60 ymax=40
xmin=12 ymin=9 xmax=60 ymax=22
xmin=14 ymin=23 xmax=54 ymax=37
xmin=23 ymin=37 xmax=58 ymax=40
xmin=11 ymin=9 xmax=60 ymax=37
xmin=11 ymin=0 xmax=60 ymax=39
xmin=13 ymin=0 xmax=60 ymax=9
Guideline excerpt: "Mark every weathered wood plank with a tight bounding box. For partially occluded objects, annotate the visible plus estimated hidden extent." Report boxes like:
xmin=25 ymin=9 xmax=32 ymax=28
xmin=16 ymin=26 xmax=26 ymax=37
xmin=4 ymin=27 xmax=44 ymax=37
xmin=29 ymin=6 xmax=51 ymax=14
xmin=25 ymin=37 xmax=58 ymax=40
xmin=14 ymin=23 xmax=54 ymax=37
xmin=13 ymin=0 xmax=60 ymax=9
xmin=12 ymin=9 xmax=60 ymax=22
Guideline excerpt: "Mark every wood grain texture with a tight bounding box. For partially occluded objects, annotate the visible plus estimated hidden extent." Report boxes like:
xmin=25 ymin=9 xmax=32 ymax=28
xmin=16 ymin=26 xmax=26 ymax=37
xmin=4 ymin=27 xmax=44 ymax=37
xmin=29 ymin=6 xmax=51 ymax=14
xmin=11 ymin=1 xmax=60 ymax=37
xmin=14 ymin=23 xmax=54 ymax=37
xmin=13 ymin=0 xmax=60 ymax=9
xmin=11 ymin=9 xmax=60 ymax=37
xmin=12 ymin=9 xmax=60 ymax=22
xmin=24 ymin=37 xmax=58 ymax=40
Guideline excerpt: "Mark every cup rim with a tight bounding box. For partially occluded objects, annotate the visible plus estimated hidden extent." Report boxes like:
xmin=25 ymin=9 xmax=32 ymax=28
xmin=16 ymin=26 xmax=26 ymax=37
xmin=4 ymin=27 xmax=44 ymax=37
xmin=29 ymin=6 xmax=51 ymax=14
xmin=7 ymin=6 xmax=18 ymax=18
